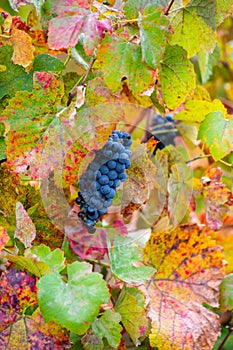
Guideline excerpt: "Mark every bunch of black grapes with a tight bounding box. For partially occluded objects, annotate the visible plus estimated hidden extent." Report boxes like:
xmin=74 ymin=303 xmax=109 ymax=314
xmin=149 ymin=113 xmax=178 ymax=155
xmin=75 ymin=131 xmax=132 ymax=233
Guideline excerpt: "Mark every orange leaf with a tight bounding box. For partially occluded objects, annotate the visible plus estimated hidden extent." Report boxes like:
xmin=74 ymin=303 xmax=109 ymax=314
xmin=142 ymin=224 xmax=225 ymax=349
xmin=10 ymin=28 xmax=35 ymax=68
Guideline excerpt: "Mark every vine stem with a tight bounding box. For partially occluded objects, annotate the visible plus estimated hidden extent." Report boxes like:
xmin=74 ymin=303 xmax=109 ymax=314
xmin=85 ymin=258 xmax=110 ymax=269
xmin=218 ymin=326 xmax=233 ymax=350
xmin=164 ymin=0 xmax=175 ymax=15
xmin=185 ymin=154 xmax=212 ymax=164
xmin=67 ymin=56 xmax=96 ymax=106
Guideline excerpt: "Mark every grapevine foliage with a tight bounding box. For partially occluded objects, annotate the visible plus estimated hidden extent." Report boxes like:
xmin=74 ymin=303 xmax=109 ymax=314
xmin=0 ymin=0 xmax=233 ymax=349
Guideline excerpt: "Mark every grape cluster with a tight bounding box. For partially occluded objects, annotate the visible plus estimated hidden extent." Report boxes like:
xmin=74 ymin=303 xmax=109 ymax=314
xmin=149 ymin=113 xmax=178 ymax=154
xmin=75 ymin=131 xmax=132 ymax=233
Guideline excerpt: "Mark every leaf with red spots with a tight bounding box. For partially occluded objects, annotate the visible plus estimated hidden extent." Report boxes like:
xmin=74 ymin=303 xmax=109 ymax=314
xmin=115 ymin=287 xmax=150 ymax=345
xmin=14 ymin=201 xmax=36 ymax=248
xmin=0 ymin=268 xmax=37 ymax=333
xmin=47 ymin=1 xmax=111 ymax=55
xmin=0 ymin=72 xmax=64 ymax=178
xmin=201 ymin=167 xmax=233 ymax=230
xmin=142 ymin=224 xmax=225 ymax=349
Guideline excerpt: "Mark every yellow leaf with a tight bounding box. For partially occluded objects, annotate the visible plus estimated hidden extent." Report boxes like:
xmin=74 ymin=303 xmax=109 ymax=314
xmin=0 ymin=65 xmax=6 ymax=72
xmin=0 ymin=226 xmax=9 ymax=253
xmin=142 ymin=224 xmax=225 ymax=349
xmin=10 ymin=28 xmax=35 ymax=68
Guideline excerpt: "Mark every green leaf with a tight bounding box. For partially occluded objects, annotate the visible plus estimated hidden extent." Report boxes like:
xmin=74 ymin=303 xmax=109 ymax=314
xmin=169 ymin=0 xmax=216 ymax=58
xmin=108 ymin=236 xmax=155 ymax=283
xmin=0 ymin=137 xmax=6 ymax=161
xmin=124 ymin=0 xmax=169 ymax=19
xmin=91 ymin=310 xmax=122 ymax=348
xmin=5 ymin=254 xmax=48 ymax=277
xmin=216 ymin=0 xmax=233 ymax=26
xmin=197 ymin=46 xmax=220 ymax=84
xmin=115 ymin=288 xmax=149 ymax=344
xmin=139 ymin=6 xmax=169 ymax=69
xmin=32 ymin=54 xmax=65 ymax=73
xmin=0 ymin=46 xmax=33 ymax=99
xmin=219 ymin=274 xmax=233 ymax=311
xmin=198 ymin=112 xmax=233 ymax=161
xmin=28 ymin=244 xmax=65 ymax=272
xmin=37 ymin=261 xmax=109 ymax=334
xmin=160 ymin=45 xmax=196 ymax=109
xmin=97 ymin=34 xmax=155 ymax=95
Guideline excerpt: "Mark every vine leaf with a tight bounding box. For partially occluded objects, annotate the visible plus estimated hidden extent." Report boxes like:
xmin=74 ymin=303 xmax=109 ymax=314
xmin=82 ymin=310 xmax=122 ymax=349
xmin=0 ymin=46 xmax=33 ymax=99
xmin=198 ymin=111 xmax=233 ymax=161
xmin=10 ymin=28 xmax=35 ymax=68
xmin=97 ymin=34 xmax=156 ymax=95
xmin=175 ymin=91 xmax=227 ymax=123
xmin=160 ymin=45 xmax=196 ymax=109
xmin=108 ymin=236 xmax=156 ymax=283
xmin=168 ymin=162 xmax=193 ymax=226
xmin=28 ymin=244 xmax=66 ymax=273
xmin=32 ymin=54 xmax=65 ymax=73
xmin=0 ymin=226 xmax=9 ymax=253
xmin=201 ymin=167 xmax=233 ymax=230
xmin=142 ymin=224 xmax=225 ymax=349
xmin=124 ymin=0 xmax=169 ymax=19
xmin=0 ymin=71 xmax=64 ymax=178
xmin=0 ymin=307 xmax=70 ymax=349
xmin=115 ymin=287 xmax=149 ymax=344
xmin=48 ymin=2 xmax=111 ymax=55
xmin=0 ymin=268 xmax=37 ymax=333
xmin=219 ymin=274 xmax=233 ymax=311
xmin=14 ymin=201 xmax=36 ymax=248
xmin=139 ymin=6 xmax=169 ymax=69
xmin=169 ymin=0 xmax=216 ymax=58
xmin=37 ymin=261 xmax=109 ymax=334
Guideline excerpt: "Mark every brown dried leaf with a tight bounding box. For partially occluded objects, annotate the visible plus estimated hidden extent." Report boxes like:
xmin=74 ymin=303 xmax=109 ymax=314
xmin=10 ymin=28 xmax=35 ymax=68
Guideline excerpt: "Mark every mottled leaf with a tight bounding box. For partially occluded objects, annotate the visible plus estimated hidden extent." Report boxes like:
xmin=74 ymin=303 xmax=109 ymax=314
xmin=0 ymin=226 xmax=9 ymax=253
xmin=5 ymin=254 xmax=49 ymax=277
xmin=115 ymin=287 xmax=149 ymax=344
xmin=0 ymin=308 xmax=70 ymax=349
xmin=97 ymin=34 xmax=156 ymax=95
xmin=169 ymin=0 xmax=216 ymax=57
xmin=37 ymin=261 xmax=109 ymax=334
xmin=33 ymin=54 xmax=65 ymax=73
xmin=198 ymin=111 xmax=233 ymax=161
xmin=0 ymin=71 xmax=64 ymax=177
xmin=142 ymin=224 xmax=225 ymax=349
xmin=139 ymin=6 xmax=169 ymax=69
xmin=14 ymin=201 xmax=36 ymax=248
xmin=201 ymin=167 xmax=233 ymax=230
xmin=219 ymin=274 xmax=233 ymax=311
xmin=160 ymin=45 xmax=196 ymax=109
xmin=108 ymin=236 xmax=155 ymax=283
xmin=0 ymin=46 xmax=33 ymax=99
xmin=0 ymin=268 xmax=37 ymax=332
xmin=28 ymin=244 xmax=65 ymax=272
